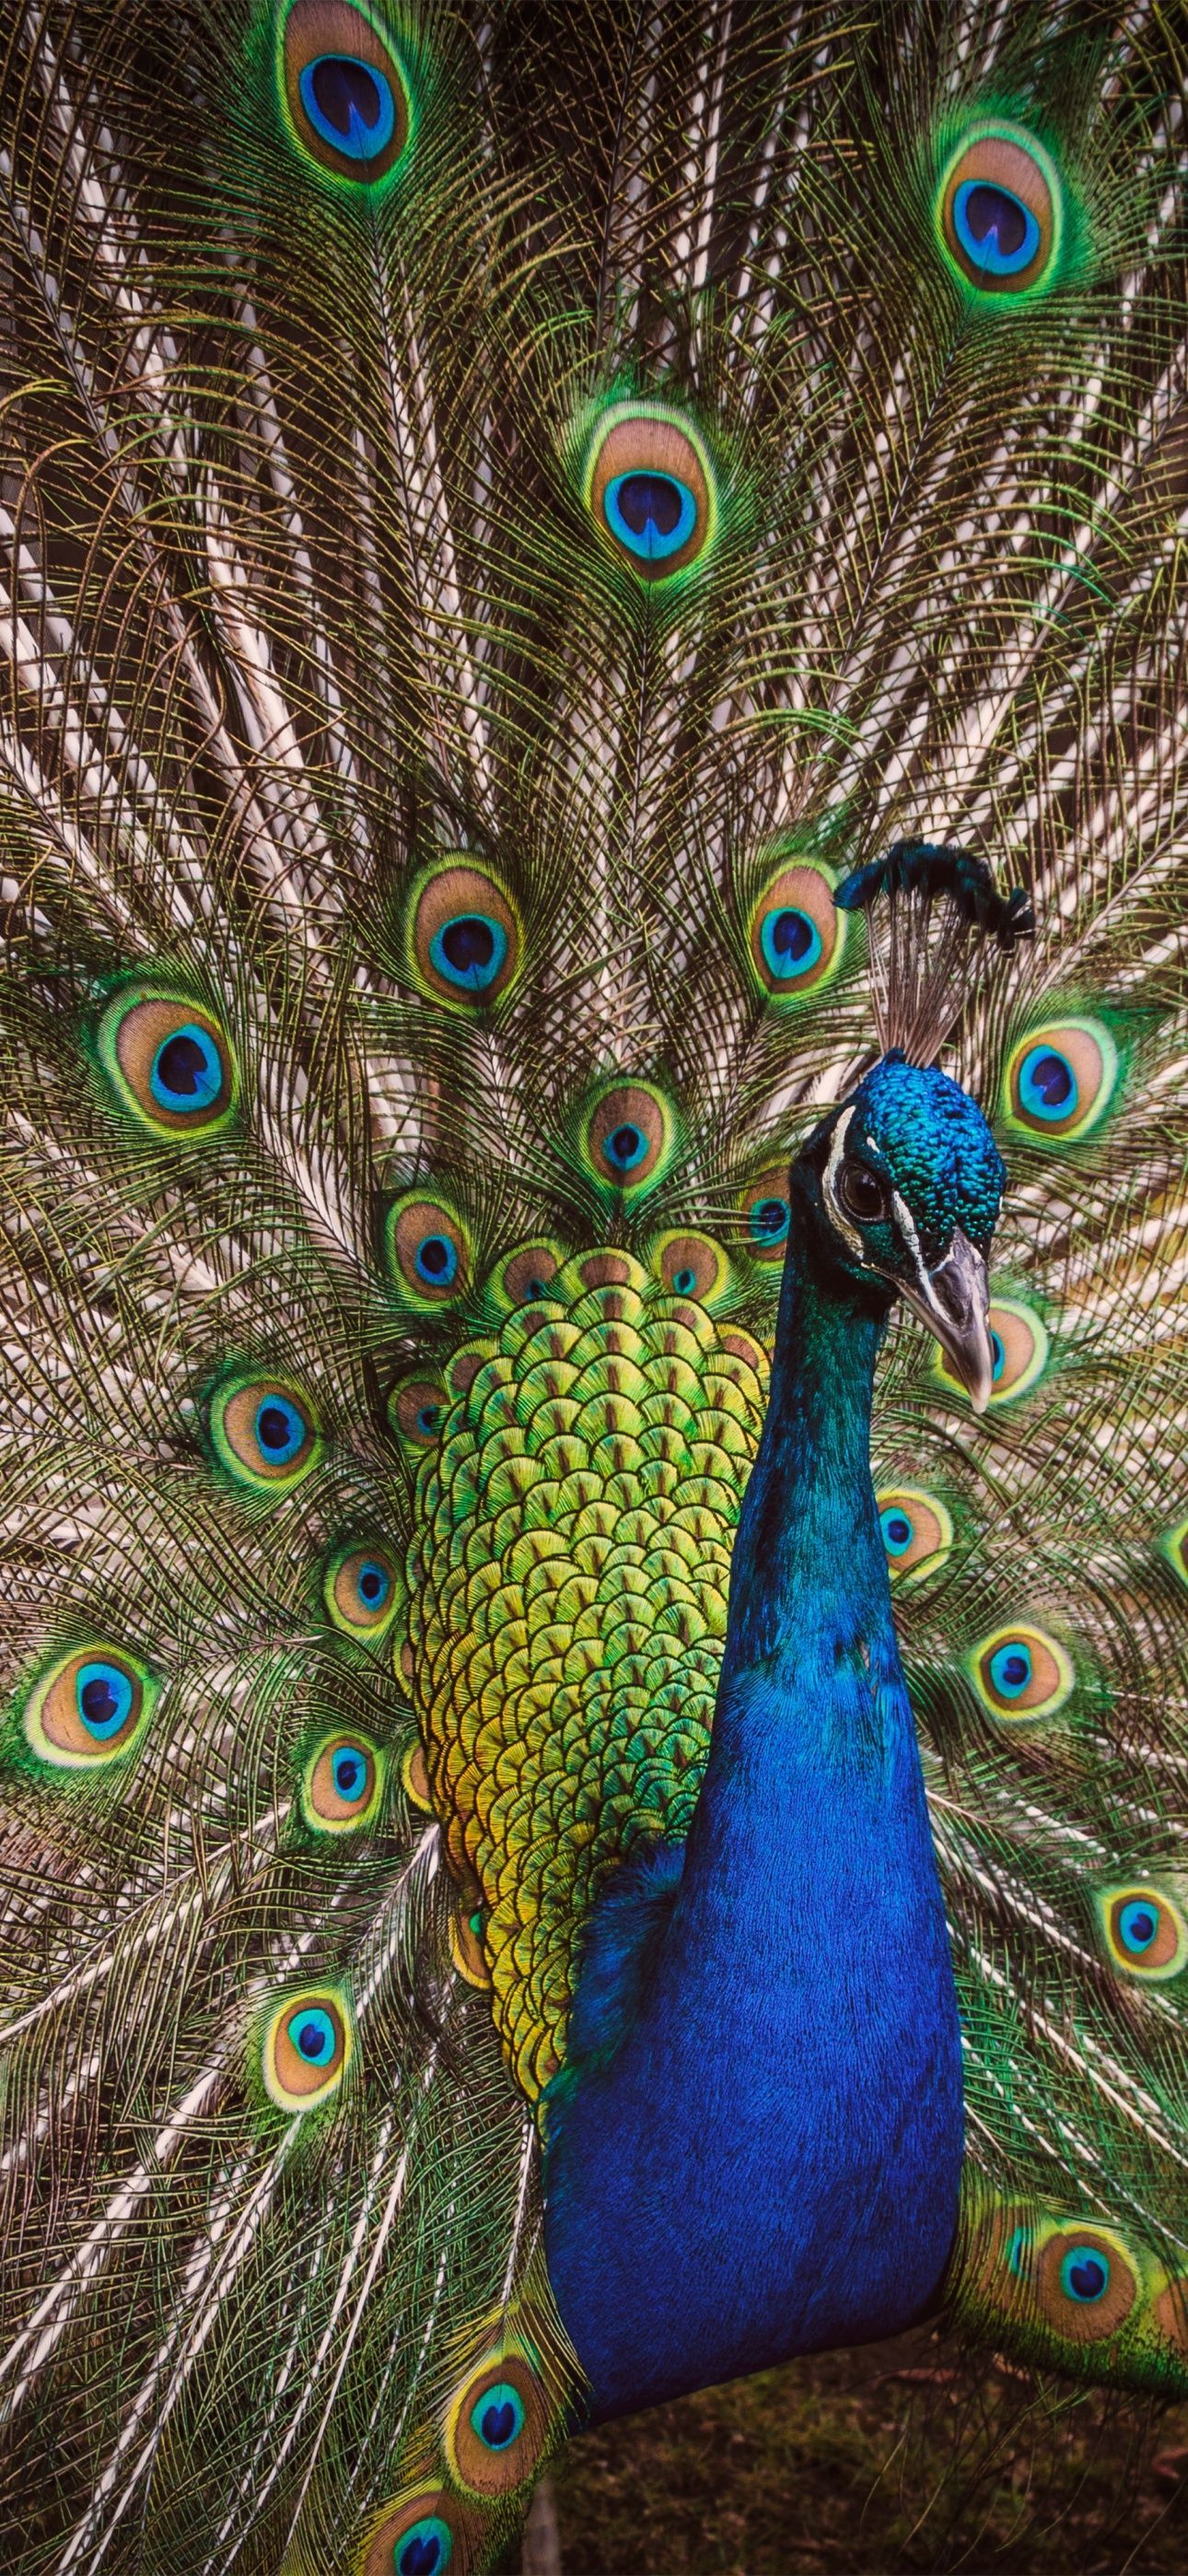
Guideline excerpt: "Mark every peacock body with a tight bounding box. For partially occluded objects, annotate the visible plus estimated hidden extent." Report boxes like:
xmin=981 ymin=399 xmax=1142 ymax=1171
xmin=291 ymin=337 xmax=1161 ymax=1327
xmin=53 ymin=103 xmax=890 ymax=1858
xmin=2 ymin=2 xmax=1188 ymax=2569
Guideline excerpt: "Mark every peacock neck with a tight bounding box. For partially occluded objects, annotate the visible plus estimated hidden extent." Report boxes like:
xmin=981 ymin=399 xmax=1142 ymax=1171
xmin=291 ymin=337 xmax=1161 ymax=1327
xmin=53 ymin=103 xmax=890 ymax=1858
xmin=714 ymin=1202 xmax=892 ymax=1725
xmin=543 ymin=1191 xmax=964 ymax=2419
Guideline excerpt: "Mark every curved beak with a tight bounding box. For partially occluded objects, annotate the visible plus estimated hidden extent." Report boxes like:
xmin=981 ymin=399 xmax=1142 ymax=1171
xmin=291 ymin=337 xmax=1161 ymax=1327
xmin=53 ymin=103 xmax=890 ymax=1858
xmin=899 ymin=1226 xmax=995 ymax=1414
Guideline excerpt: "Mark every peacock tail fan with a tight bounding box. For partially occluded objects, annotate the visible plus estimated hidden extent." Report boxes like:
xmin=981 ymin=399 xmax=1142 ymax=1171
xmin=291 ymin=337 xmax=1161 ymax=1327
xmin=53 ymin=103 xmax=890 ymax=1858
xmin=0 ymin=0 xmax=1185 ymax=2567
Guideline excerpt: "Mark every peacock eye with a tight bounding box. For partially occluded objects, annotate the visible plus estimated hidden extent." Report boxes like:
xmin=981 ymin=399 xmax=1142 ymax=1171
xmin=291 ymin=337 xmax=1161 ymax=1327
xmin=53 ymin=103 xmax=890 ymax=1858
xmin=1099 ymin=1882 xmax=1187 ymax=1982
xmin=281 ymin=0 xmax=412 ymax=185
xmin=742 ymin=1170 xmax=791 ymax=1262
xmin=582 ymin=1082 xmax=676 ymax=1196
xmin=23 ymin=1645 xmax=157 ymax=1767
xmin=362 ymin=2492 xmax=479 ymax=2576
xmin=495 ymin=1241 xmax=564 ymax=1308
xmin=97 ymin=987 xmax=236 ymax=1137
xmin=387 ymin=1194 xmax=471 ymax=1306
xmin=836 ymin=1159 xmax=888 ymax=1224
xmin=748 ymin=861 xmax=845 ymax=1003
xmin=389 ymin=1372 xmax=448 ymax=1456
xmin=937 ymin=124 xmax=1059 ymax=296
xmin=604 ymin=470 xmax=696 ymax=565
xmin=209 ymin=1375 xmax=321 ymax=1491
xmin=444 ymin=2347 xmax=549 ymax=2499
xmin=584 ymin=405 xmax=716 ymax=583
xmin=1034 ymin=2227 xmax=1138 ymax=2342
xmin=303 ymin=1731 xmax=382 ymax=1831
xmin=323 ymin=1542 xmax=402 ymax=1639
xmin=654 ymin=1232 xmax=729 ymax=1306
xmin=877 ymin=1488 xmax=953 ymax=1579
xmin=407 ymin=861 xmax=521 ymax=1009
xmin=1004 ymin=1018 xmax=1118 ymax=1143
xmin=970 ymin=1622 xmax=1073 ymax=1720
xmin=263 ymin=1987 xmax=351 ymax=2110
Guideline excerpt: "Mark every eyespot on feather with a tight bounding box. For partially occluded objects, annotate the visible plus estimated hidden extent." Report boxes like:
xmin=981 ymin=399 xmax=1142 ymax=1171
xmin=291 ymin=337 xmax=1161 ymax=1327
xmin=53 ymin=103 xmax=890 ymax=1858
xmin=492 ymin=1240 xmax=565 ymax=1309
xmin=937 ymin=123 xmax=1061 ymax=296
xmin=386 ymin=1194 xmax=471 ymax=1306
xmin=279 ymin=0 xmax=413 ymax=186
xmin=982 ymin=2207 xmax=1140 ymax=2346
xmin=969 ymin=1622 xmax=1073 ymax=1720
xmin=935 ymin=1296 xmax=1048 ymax=1406
xmin=652 ymin=1231 xmax=730 ymax=1306
xmin=747 ymin=861 xmax=845 ymax=1002
xmin=740 ymin=1165 xmax=791 ymax=1264
xmin=361 ymin=2484 xmax=487 ymax=2576
xmin=388 ymin=1372 xmax=448 ymax=1454
xmin=323 ymin=1542 xmax=402 ymax=1639
xmin=442 ymin=2342 xmax=550 ymax=2498
xmin=23 ymin=1645 xmax=157 ymax=1768
xmin=1002 ymin=1019 xmax=1118 ymax=1143
xmin=1033 ymin=2227 xmax=1138 ymax=2343
xmin=96 ymin=987 xmax=236 ymax=1137
xmin=584 ymin=404 xmax=716 ymax=582
xmin=405 ymin=861 xmax=521 ymax=1010
xmin=1096 ymin=1882 xmax=1188 ymax=1982
xmin=582 ymin=1082 xmax=676 ymax=1195
xmin=209 ymin=1376 xmax=320 ymax=1490
xmin=262 ymin=1986 xmax=351 ymax=2110
xmin=451 ymin=1902 xmax=490 ymax=1987
xmin=301 ymin=1731 xmax=382 ymax=1832
xmin=877 ymin=1488 xmax=953 ymax=1579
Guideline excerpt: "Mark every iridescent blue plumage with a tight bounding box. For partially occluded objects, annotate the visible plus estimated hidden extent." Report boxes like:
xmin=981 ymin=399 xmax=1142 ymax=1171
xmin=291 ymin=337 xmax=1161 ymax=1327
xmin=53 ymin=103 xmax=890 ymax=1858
xmin=543 ymin=1058 xmax=1003 ymax=2414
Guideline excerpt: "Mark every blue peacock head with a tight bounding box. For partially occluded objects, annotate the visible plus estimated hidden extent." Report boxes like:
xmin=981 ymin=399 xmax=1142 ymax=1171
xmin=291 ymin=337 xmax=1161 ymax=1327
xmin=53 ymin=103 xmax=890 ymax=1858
xmin=801 ymin=1052 xmax=1006 ymax=1410
xmin=792 ymin=842 xmax=1030 ymax=1410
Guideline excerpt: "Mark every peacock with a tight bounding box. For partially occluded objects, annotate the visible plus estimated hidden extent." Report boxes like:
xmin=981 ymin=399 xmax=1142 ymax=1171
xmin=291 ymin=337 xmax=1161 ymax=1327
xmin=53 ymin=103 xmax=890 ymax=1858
xmin=1 ymin=1 xmax=1186 ymax=2569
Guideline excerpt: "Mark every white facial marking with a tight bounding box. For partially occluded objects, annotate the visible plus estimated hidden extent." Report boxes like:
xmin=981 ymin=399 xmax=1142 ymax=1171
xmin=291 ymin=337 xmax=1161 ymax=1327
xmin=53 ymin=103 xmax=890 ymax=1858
xmin=821 ymin=1107 xmax=865 ymax=1260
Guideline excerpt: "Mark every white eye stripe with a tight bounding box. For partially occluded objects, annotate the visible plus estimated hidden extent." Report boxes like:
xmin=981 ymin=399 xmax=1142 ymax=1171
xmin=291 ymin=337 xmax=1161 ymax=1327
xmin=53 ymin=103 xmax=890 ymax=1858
xmin=822 ymin=1108 xmax=866 ymax=1259
xmin=890 ymin=1186 xmax=932 ymax=1300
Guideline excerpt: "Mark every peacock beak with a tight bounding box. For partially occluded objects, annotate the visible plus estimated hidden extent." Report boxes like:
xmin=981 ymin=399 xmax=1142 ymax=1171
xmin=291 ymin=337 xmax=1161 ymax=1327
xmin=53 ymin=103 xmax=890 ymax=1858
xmin=899 ymin=1226 xmax=995 ymax=1414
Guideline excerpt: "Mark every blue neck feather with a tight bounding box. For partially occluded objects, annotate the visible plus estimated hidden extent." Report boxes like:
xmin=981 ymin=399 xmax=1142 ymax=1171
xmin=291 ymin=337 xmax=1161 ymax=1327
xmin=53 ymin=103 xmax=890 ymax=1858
xmin=543 ymin=1199 xmax=964 ymax=2419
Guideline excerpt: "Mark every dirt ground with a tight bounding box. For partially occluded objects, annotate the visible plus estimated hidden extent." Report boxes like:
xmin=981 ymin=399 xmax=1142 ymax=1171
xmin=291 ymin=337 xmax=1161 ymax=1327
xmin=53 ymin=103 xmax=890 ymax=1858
xmin=540 ymin=2324 xmax=1188 ymax=2574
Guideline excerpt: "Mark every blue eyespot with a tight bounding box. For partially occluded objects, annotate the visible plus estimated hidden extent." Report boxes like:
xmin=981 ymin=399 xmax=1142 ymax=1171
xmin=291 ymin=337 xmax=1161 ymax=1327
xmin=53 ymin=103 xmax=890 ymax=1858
xmin=427 ymin=912 xmax=509 ymax=995
xmin=356 ymin=1559 xmax=390 ymax=1612
xmin=602 ymin=470 xmax=697 ymax=563
xmin=952 ymin=179 xmax=1041 ymax=279
xmin=413 ymin=1234 xmax=458 ymax=1289
xmin=603 ymin=1122 xmax=648 ymax=1174
xmin=750 ymin=1195 xmax=789 ymax=1247
xmin=332 ymin=1744 xmax=369 ymax=1804
xmin=253 ymin=1395 xmax=308 ymax=1465
xmin=1018 ymin=1044 xmax=1077 ymax=1124
xmin=149 ymin=1024 xmax=225 ymax=1114
xmin=287 ymin=2006 xmax=337 ymax=2067
xmin=879 ymin=1508 xmax=914 ymax=1559
xmin=672 ymin=1267 xmax=697 ymax=1294
xmin=417 ymin=1403 xmax=441 ymax=1436
xmin=75 ymin=1659 xmax=135 ymax=1740
xmin=1060 ymin=2245 xmax=1110 ymax=2305
xmin=1117 ymin=1899 xmax=1158 ymax=1956
xmin=471 ymin=2382 xmax=526 ymax=2453
xmin=297 ymin=55 xmax=396 ymax=161
xmin=990 ymin=1329 xmax=1005 ymax=1382
xmin=988 ymin=1641 xmax=1032 ymax=1700
xmin=396 ymin=2523 xmax=452 ymax=2576
xmin=758 ymin=907 xmax=823 ymax=983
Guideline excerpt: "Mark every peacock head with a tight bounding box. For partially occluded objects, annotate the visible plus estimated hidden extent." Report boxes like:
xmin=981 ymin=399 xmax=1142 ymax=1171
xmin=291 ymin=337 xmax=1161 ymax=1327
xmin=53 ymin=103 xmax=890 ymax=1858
xmin=797 ymin=1051 xmax=1005 ymax=1412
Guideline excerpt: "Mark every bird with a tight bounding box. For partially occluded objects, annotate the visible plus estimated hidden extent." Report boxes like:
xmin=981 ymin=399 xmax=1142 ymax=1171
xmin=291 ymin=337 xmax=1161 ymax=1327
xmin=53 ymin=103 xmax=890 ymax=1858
xmin=0 ymin=2 xmax=1185 ymax=2571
